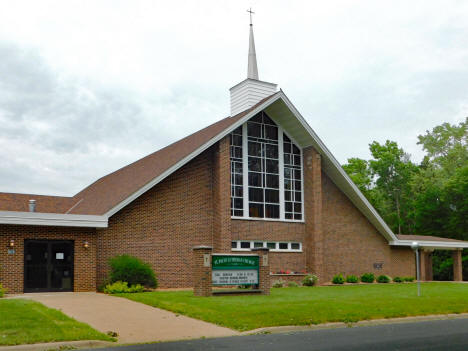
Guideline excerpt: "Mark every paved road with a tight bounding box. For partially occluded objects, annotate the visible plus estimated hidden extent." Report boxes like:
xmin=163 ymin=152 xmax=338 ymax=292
xmin=85 ymin=317 xmax=468 ymax=351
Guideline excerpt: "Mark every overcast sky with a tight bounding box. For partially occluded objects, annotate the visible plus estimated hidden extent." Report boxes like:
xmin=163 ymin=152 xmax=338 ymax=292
xmin=0 ymin=1 xmax=467 ymax=196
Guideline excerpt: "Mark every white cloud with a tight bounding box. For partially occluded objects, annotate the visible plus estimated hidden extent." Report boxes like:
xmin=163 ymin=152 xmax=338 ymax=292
xmin=0 ymin=0 xmax=467 ymax=195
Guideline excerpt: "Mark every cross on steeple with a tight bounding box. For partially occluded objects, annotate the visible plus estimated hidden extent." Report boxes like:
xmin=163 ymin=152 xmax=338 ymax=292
xmin=247 ymin=8 xmax=258 ymax=79
xmin=247 ymin=8 xmax=254 ymax=25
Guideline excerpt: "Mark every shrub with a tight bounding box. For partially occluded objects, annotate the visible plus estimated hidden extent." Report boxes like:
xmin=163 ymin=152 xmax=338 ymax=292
xmin=103 ymin=281 xmax=144 ymax=294
xmin=393 ymin=276 xmax=403 ymax=283
xmin=345 ymin=275 xmax=359 ymax=283
xmin=109 ymin=255 xmax=157 ymax=288
xmin=0 ymin=283 xmax=6 ymax=298
xmin=361 ymin=273 xmax=375 ymax=283
xmin=404 ymin=276 xmax=415 ymax=282
xmin=377 ymin=275 xmax=391 ymax=283
xmin=272 ymin=279 xmax=285 ymax=288
xmin=332 ymin=274 xmax=345 ymax=284
xmin=287 ymin=281 xmax=299 ymax=287
xmin=302 ymin=274 xmax=318 ymax=286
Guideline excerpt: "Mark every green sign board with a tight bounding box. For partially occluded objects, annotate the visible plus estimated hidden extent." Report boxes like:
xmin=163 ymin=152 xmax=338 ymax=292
xmin=212 ymin=255 xmax=259 ymax=286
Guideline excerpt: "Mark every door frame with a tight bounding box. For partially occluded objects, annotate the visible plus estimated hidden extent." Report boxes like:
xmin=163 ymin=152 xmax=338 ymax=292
xmin=24 ymin=239 xmax=75 ymax=293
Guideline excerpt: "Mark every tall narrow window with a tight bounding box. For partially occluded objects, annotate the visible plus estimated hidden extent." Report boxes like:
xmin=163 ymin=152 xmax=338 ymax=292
xmin=283 ymin=134 xmax=302 ymax=220
xmin=230 ymin=112 xmax=303 ymax=221
xmin=247 ymin=112 xmax=279 ymax=219
xmin=230 ymin=126 xmax=243 ymax=216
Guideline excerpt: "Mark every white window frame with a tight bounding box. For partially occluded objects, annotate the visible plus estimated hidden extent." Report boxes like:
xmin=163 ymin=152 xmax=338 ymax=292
xmin=230 ymin=116 xmax=304 ymax=223
xmin=231 ymin=240 xmax=302 ymax=252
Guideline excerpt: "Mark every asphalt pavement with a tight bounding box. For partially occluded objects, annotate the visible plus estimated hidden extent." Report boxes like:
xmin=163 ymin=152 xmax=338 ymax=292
xmin=84 ymin=317 xmax=468 ymax=351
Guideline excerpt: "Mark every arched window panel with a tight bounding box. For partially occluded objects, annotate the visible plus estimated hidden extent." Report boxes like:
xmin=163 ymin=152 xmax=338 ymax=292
xmin=229 ymin=112 xmax=303 ymax=221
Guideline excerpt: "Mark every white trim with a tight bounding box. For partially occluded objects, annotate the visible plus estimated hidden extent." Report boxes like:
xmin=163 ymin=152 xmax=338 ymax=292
xmin=278 ymin=125 xmax=285 ymax=220
xmin=0 ymin=211 xmax=107 ymax=228
xmin=231 ymin=216 xmax=305 ymax=224
xmin=99 ymin=89 xmax=467 ymax=249
xmin=231 ymin=240 xmax=303 ymax=252
xmin=104 ymin=92 xmax=283 ymax=218
xmin=390 ymin=240 xmax=468 ymax=249
xmin=242 ymin=123 xmax=249 ymax=217
xmin=277 ymin=92 xmax=399 ymax=242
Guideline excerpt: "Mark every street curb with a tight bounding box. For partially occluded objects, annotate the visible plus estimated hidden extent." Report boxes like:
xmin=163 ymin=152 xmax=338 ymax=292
xmin=0 ymin=340 xmax=114 ymax=351
xmin=241 ymin=313 xmax=468 ymax=335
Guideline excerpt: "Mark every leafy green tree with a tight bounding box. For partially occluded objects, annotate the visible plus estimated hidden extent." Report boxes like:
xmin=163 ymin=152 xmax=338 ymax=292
xmin=368 ymin=140 xmax=417 ymax=234
xmin=417 ymin=117 xmax=467 ymax=176
xmin=342 ymin=158 xmax=372 ymax=197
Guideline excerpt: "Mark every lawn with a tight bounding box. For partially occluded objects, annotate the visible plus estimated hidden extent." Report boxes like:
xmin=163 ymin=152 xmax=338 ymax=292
xmin=0 ymin=299 xmax=114 ymax=346
xmin=118 ymin=283 xmax=468 ymax=331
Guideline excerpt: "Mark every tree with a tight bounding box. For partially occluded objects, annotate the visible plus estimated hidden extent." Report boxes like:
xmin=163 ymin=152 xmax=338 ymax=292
xmin=417 ymin=117 xmax=467 ymax=176
xmin=368 ymin=140 xmax=417 ymax=234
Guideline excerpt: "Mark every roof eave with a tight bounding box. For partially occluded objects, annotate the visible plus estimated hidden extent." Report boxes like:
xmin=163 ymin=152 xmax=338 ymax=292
xmin=390 ymin=240 xmax=468 ymax=250
xmin=0 ymin=211 xmax=108 ymax=228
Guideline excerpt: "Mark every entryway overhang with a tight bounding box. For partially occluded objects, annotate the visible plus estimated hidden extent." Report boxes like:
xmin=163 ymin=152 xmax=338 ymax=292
xmin=389 ymin=235 xmax=468 ymax=250
xmin=0 ymin=210 xmax=108 ymax=228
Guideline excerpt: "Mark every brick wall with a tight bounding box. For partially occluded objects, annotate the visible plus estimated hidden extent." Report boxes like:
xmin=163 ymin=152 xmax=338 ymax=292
xmin=321 ymin=173 xmax=415 ymax=282
xmin=231 ymin=220 xmax=306 ymax=273
xmin=0 ymin=224 xmax=96 ymax=294
xmin=97 ymin=147 xmax=215 ymax=289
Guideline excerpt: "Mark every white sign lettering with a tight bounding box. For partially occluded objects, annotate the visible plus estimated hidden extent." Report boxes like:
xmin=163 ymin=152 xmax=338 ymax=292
xmin=212 ymin=270 xmax=258 ymax=285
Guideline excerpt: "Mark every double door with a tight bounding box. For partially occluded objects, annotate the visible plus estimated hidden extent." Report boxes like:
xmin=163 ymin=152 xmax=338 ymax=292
xmin=24 ymin=240 xmax=74 ymax=292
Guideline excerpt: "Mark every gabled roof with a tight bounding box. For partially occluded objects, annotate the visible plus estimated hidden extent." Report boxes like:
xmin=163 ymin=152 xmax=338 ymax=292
xmin=0 ymin=192 xmax=75 ymax=213
xmin=0 ymin=94 xmax=277 ymax=216
xmin=0 ymin=90 xmax=467 ymax=249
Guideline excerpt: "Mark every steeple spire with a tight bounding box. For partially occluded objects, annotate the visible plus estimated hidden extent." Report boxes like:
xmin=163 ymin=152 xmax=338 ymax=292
xmin=247 ymin=8 xmax=259 ymax=80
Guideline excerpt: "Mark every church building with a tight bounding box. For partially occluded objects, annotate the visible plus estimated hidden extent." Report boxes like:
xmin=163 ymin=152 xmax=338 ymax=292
xmin=1 ymin=19 xmax=466 ymax=294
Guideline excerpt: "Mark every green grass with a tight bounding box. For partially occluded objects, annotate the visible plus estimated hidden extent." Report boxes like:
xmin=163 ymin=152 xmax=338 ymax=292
xmin=117 ymin=283 xmax=468 ymax=331
xmin=0 ymin=299 xmax=114 ymax=346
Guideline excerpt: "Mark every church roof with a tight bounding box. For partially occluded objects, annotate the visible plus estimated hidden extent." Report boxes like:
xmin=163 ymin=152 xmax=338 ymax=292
xmin=0 ymin=94 xmax=277 ymax=216
xmin=1 ymin=90 xmax=467 ymax=249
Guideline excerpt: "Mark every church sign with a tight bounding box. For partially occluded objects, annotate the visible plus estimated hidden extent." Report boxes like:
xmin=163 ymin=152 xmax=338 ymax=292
xmin=212 ymin=254 xmax=259 ymax=285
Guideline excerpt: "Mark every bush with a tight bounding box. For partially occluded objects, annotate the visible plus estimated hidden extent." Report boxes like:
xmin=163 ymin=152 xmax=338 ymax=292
xmin=302 ymin=274 xmax=318 ymax=286
xmin=393 ymin=276 xmax=403 ymax=283
xmin=0 ymin=283 xmax=6 ymax=298
xmin=404 ymin=276 xmax=415 ymax=282
xmin=272 ymin=279 xmax=285 ymax=288
xmin=346 ymin=275 xmax=359 ymax=283
xmin=103 ymin=281 xmax=144 ymax=294
xmin=360 ymin=273 xmax=375 ymax=283
xmin=377 ymin=275 xmax=391 ymax=283
xmin=287 ymin=281 xmax=299 ymax=287
xmin=109 ymin=255 xmax=157 ymax=288
xmin=332 ymin=274 xmax=345 ymax=284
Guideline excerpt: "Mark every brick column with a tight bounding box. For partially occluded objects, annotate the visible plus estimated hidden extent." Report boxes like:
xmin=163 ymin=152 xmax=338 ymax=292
xmin=252 ymin=248 xmax=270 ymax=295
xmin=419 ymin=250 xmax=427 ymax=281
xmin=304 ymin=147 xmax=323 ymax=281
xmin=192 ymin=246 xmax=212 ymax=296
xmin=212 ymin=136 xmax=232 ymax=252
xmin=452 ymin=250 xmax=463 ymax=282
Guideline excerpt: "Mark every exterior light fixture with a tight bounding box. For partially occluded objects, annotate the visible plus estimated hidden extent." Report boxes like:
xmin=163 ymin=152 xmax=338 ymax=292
xmin=83 ymin=241 xmax=89 ymax=249
xmin=411 ymin=241 xmax=421 ymax=297
xmin=9 ymin=239 xmax=14 ymax=247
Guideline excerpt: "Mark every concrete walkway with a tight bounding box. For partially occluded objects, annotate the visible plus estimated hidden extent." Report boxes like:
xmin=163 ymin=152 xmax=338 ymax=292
xmin=20 ymin=292 xmax=238 ymax=344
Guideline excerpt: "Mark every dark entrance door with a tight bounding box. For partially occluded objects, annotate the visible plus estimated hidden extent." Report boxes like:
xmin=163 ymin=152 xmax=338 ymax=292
xmin=24 ymin=240 xmax=74 ymax=292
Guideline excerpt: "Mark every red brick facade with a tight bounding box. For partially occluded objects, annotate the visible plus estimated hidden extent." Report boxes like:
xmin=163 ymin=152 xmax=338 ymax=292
xmin=0 ymin=225 xmax=96 ymax=294
xmin=0 ymin=134 xmax=419 ymax=293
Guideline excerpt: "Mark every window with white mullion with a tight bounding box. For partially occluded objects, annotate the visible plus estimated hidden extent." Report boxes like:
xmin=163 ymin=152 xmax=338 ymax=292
xmin=230 ymin=111 xmax=303 ymax=222
xmin=278 ymin=126 xmax=285 ymax=220
xmin=246 ymin=113 xmax=280 ymax=219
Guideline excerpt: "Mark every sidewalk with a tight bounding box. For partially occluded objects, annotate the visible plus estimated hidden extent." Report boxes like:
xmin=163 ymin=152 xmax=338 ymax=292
xmin=20 ymin=292 xmax=238 ymax=344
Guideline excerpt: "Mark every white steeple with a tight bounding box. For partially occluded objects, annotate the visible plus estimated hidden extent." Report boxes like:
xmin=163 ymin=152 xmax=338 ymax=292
xmin=247 ymin=9 xmax=259 ymax=79
xmin=230 ymin=9 xmax=277 ymax=117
